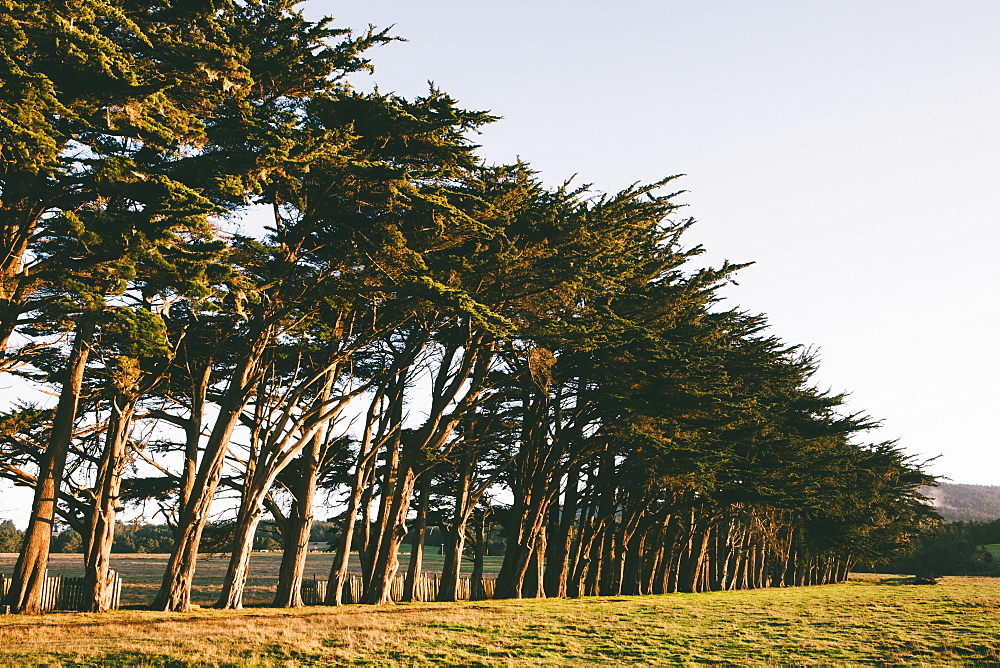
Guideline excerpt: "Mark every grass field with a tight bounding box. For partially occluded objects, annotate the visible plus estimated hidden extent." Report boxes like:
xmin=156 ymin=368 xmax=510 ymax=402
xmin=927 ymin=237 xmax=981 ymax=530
xmin=985 ymin=543 xmax=1000 ymax=560
xmin=0 ymin=550 xmax=505 ymax=608
xmin=0 ymin=574 xmax=998 ymax=665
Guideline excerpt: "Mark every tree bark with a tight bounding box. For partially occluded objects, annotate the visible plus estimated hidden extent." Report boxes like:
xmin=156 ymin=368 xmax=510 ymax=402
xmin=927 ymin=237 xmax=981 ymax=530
xmin=272 ymin=450 xmax=321 ymax=607
xmin=544 ymin=468 xmax=580 ymax=598
xmin=214 ymin=502 xmax=263 ymax=610
xmin=403 ymin=475 xmax=431 ymax=601
xmin=5 ymin=312 xmax=96 ymax=614
xmin=470 ymin=508 xmax=488 ymax=600
xmin=362 ymin=464 xmax=416 ymax=604
xmin=153 ymin=330 xmax=269 ymax=612
xmin=326 ymin=390 xmax=386 ymax=605
xmin=81 ymin=387 xmax=138 ymax=612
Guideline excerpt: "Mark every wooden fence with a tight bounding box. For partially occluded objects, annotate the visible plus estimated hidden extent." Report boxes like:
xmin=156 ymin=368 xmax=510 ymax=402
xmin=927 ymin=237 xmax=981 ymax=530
xmin=301 ymin=573 xmax=497 ymax=605
xmin=0 ymin=571 xmax=122 ymax=612
xmin=2 ymin=570 xmax=495 ymax=611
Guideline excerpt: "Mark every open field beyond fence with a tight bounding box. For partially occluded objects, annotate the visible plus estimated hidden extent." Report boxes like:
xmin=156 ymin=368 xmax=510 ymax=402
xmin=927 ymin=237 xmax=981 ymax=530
xmin=0 ymin=551 xmax=504 ymax=608
xmin=0 ymin=574 xmax=998 ymax=665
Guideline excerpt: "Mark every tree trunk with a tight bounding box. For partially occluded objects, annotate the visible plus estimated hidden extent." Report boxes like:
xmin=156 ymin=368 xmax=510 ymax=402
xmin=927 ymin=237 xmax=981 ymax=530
xmin=567 ymin=489 xmax=597 ymax=598
xmin=272 ymin=450 xmax=321 ymax=607
xmin=5 ymin=313 xmax=96 ymax=614
xmin=403 ymin=475 xmax=431 ymax=602
xmin=215 ymin=505 xmax=263 ymax=610
xmin=363 ymin=465 xmax=417 ymax=604
xmin=437 ymin=519 xmax=469 ymax=602
xmin=81 ymin=389 xmax=138 ymax=612
xmin=438 ymin=455 xmax=478 ymax=602
xmin=326 ymin=393 xmax=384 ymax=605
xmin=326 ymin=482 xmax=365 ymax=605
xmin=494 ymin=491 xmax=552 ymax=599
xmin=153 ymin=331 xmax=269 ymax=612
xmin=522 ymin=528 xmax=547 ymax=598
xmin=179 ymin=362 xmax=212 ymax=512
xmin=470 ymin=509 xmax=488 ymax=600
xmin=678 ymin=512 xmax=711 ymax=594
xmin=544 ymin=468 xmax=580 ymax=598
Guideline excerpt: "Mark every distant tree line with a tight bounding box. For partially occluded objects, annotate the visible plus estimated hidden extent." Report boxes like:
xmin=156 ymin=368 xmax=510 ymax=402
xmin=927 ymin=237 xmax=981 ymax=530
xmin=0 ymin=520 xmax=23 ymax=553
xmin=0 ymin=0 xmax=936 ymax=614
xmin=858 ymin=519 xmax=1000 ymax=577
xmin=34 ymin=519 xmax=495 ymax=556
xmin=44 ymin=522 xmax=272 ymax=555
xmin=921 ymin=483 xmax=1000 ymax=523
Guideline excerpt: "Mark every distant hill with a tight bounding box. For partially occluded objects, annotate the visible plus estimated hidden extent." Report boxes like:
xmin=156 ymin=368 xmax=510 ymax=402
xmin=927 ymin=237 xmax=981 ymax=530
xmin=921 ymin=482 xmax=1000 ymax=522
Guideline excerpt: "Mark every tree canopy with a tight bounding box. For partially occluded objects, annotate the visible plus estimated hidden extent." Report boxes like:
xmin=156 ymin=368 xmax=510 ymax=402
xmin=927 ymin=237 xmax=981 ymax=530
xmin=0 ymin=0 xmax=936 ymax=614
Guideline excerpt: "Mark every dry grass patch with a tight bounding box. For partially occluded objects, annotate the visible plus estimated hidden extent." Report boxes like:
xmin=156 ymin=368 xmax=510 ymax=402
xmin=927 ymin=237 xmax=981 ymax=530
xmin=0 ymin=574 xmax=998 ymax=665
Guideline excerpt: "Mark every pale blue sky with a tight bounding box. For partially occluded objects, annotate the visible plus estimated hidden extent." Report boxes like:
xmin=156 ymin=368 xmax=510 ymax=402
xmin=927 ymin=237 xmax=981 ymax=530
xmin=312 ymin=0 xmax=999 ymax=484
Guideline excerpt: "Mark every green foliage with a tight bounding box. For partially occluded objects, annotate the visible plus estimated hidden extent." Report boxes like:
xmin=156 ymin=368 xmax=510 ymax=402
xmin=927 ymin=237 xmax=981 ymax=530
xmin=0 ymin=0 xmax=938 ymax=609
xmin=867 ymin=519 xmax=1000 ymax=577
xmin=0 ymin=519 xmax=22 ymax=552
xmin=51 ymin=528 xmax=83 ymax=553
xmin=112 ymin=522 xmax=174 ymax=553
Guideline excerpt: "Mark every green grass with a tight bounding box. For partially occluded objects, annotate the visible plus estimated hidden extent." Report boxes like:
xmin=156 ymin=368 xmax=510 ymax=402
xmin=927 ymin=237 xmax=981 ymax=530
xmin=0 ymin=574 xmax=998 ymax=665
xmin=984 ymin=543 xmax=1000 ymax=560
xmin=0 ymin=550 xmax=505 ymax=608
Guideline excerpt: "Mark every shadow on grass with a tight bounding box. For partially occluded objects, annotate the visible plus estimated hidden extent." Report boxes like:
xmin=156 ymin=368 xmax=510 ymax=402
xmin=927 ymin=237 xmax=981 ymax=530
xmin=877 ymin=576 xmax=938 ymax=586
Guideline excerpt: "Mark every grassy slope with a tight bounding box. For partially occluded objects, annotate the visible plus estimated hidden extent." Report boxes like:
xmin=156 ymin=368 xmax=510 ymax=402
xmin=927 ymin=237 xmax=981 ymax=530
xmin=0 ymin=574 xmax=998 ymax=666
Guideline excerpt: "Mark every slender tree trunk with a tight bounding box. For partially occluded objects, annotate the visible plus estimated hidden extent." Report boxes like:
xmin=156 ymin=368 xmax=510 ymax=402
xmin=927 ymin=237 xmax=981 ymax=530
xmin=470 ymin=509 xmax=488 ymax=600
xmin=361 ymin=375 xmax=407 ymax=589
xmin=583 ymin=521 xmax=607 ymax=597
xmin=273 ymin=450 xmax=321 ymax=607
xmin=678 ymin=513 xmax=711 ymax=594
xmin=5 ymin=313 xmax=96 ymax=614
xmin=403 ymin=475 xmax=431 ymax=601
xmin=366 ymin=429 xmax=400 ymax=587
xmin=646 ymin=513 xmax=672 ymax=595
xmin=495 ymin=490 xmax=553 ymax=598
xmin=709 ymin=514 xmax=729 ymax=592
xmin=657 ymin=513 xmax=683 ymax=594
xmin=438 ymin=457 xmax=477 ymax=602
xmin=621 ymin=513 xmax=652 ymax=596
xmin=522 ymin=527 xmax=547 ymax=598
xmin=220 ymin=366 xmax=341 ymax=610
xmin=153 ymin=332 xmax=269 ymax=612
xmin=326 ymin=394 xmax=384 ymax=605
xmin=667 ymin=510 xmax=695 ymax=594
xmin=81 ymin=389 xmax=138 ymax=612
xmin=363 ymin=465 xmax=417 ymax=604
xmin=567 ymin=488 xmax=597 ymax=598
xmin=215 ymin=503 xmax=263 ymax=610
xmin=356 ymin=480 xmax=375 ymax=585
xmin=437 ymin=519 xmax=469 ymax=602
xmin=327 ymin=483 xmax=365 ymax=605
xmin=544 ymin=468 xmax=580 ymax=598
xmin=177 ymin=362 xmax=212 ymax=512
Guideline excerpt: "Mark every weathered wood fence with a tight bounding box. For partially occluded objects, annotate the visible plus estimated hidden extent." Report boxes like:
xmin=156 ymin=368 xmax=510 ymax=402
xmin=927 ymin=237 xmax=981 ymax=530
xmin=0 ymin=571 xmax=122 ymax=612
xmin=301 ymin=574 xmax=497 ymax=605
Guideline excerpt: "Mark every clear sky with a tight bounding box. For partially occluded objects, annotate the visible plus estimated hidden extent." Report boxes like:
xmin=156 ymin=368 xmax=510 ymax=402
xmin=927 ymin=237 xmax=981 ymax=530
xmin=309 ymin=0 xmax=999 ymax=484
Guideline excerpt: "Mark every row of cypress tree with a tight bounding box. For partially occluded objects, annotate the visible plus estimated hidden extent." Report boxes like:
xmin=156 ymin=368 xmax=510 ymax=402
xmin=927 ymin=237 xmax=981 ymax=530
xmin=0 ymin=0 xmax=936 ymax=614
